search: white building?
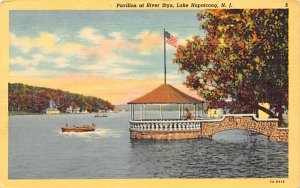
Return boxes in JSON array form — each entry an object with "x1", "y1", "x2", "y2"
[
  {"x1": 66, "y1": 106, "x2": 80, "y2": 113},
  {"x1": 46, "y1": 100, "x2": 60, "y2": 114}
]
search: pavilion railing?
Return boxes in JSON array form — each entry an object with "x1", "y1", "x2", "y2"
[{"x1": 129, "y1": 119, "x2": 202, "y2": 131}]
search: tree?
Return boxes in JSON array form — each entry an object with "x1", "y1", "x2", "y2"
[
  {"x1": 173, "y1": 9, "x2": 288, "y2": 124},
  {"x1": 71, "y1": 101, "x2": 78, "y2": 112},
  {"x1": 8, "y1": 83, "x2": 114, "y2": 114},
  {"x1": 84, "y1": 102, "x2": 93, "y2": 112}
]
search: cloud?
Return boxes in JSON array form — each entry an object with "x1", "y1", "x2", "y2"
[
  {"x1": 11, "y1": 52, "x2": 71, "y2": 67},
  {"x1": 10, "y1": 56, "x2": 41, "y2": 67},
  {"x1": 11, "y1": 28, "x2": 164, "y2": 60},
  {"x1": 109, "y1": 32, "x2": 123, "y2": 40},
  {"x1": 135, "y1": 30, "x2": 162, "y2": 55},
  {"x1": 78, "y1": 27, "x2": 103, "y2": 44},
  {"x1": 78, "y1": 28, "x2": 162, "y2": 55},
  {"x1": 10, "y1": 32, "x2": 59, "y2": 53},
  {"x1": 10, "y1": 32, "x2": 82, "y2": 55},
  {"x1": 10, "y1": 28, "x2": 166, "y2": 78},
  {"x1": 10, "y1": 53, "x2": 60, "y2": 67},
  {"x1": 10, "y1": 33, "x2": 35, "y2": 53}
]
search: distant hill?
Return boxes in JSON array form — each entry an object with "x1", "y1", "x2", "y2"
[{"x1": 8, "y1": 83, "x2": 114, "y2": 114}]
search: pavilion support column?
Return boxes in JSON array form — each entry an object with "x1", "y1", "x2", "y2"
[
  {"x1": 160, "y1": 104, "x2": 163, "y2": 120},
  {"x1": 140, "y1": 105, "x2": 143, "y2": 121},
  {"x1": 130, "y1": 104, "x2": 132, "y2": 120},
  {"x1": 144, "y1": 104, "x2": 146, "y2": 120},
  {"x1": 132, "y1": 105, "x2": 135, "y2": 120},
  {"x1": 178, "y1": 104, "x2": 181, "y2": 119},
  {"x1": 194, "y1": 103, "x2": 196, "y2": 119},
  {"x1": 199, "y1": 104, "x2": 201, "y2": 117},
  {"x1": 133, "y1": 104, "x2": 135, "y2": 120},
  {"x1": 142, "y1": 105, "x2": 144, "y2": 120},
  {"x1": 180, "y1": 104, "x2": 182, "y2": 118}
]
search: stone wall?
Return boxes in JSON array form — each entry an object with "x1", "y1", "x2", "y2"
[
  {"x1": 200, "y1": 115, "x2": 288, "y2": 142},
  {"x1": 130, "y1": 130, "x2": 201, "y2": 140},
  {"x1": 201, "y1": 116, "x2": 276, "y2": 137},
  {"x1": 129, "y1": 114, "x2": 288, "y2": 142},
  {"x1": 269, "y1": 128, "x2": 288, "y2": 142}
]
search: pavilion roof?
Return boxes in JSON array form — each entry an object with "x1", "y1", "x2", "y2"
[{"x1": 128, "y1": 84, "x2": 204, "y2": 104}]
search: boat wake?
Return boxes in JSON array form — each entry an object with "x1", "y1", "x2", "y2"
[{"x1": 59, "y1": 128, "x2": 120, "y2": 139}]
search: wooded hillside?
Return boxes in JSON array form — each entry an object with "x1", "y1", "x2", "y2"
[{"x1": 8, "y1": 83, "x2": 114, "y2": 113}]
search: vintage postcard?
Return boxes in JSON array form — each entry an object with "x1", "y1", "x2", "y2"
[{"x1": 0, "y1": 0, "x2": 299, "y2": 188}]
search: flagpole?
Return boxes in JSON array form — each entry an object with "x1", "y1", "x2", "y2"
[{"x1": 164, "y1": 29, "x2": 166, "y2": 84}]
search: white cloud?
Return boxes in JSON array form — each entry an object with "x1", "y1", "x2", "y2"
[
  {"x1": 10, "y1": 28, "x2": 166, "y2": 78},
  {"x1": 109, "y1": 32, "x2": 123, "y2": 40},
  {"x1": 10, "y1": 33, "x2": 34, "y2": 53},
  {"x1": 135, "y1": 30, "x2": 162, "y2": 55},
  {"x1": 78, "y1": 28, "x2": 163, "y2": 55},
  {"x1": 78, "y1": 27, "x2": 103, "y2": 44},
  {"x1": 10, "y1": 56, "x2": 34, "y2": 66},
  {"x1": 10, "y1": 32, "x2": 82, "y2": 55},
  {"x1": 10, "y1": 54, "x2": 45, "y2": 67},
  {"x1": 75, "y1": 55, "x2": 136, "y2": 75},
  {"x1": 10, "y1": 53, "x2": 71, "y2": 70}
]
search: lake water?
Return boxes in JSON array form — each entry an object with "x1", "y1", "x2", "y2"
[{"x1": 9, "y1": 112, "x2": 288, "y2": 179}]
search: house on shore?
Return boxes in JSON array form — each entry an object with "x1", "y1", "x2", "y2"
[
  {"x1": 46, "y1": 100, "x2": 60, "y2": 114},
  {"x1": 66, "y1": 106, "x2": 80, "y2": 113}
]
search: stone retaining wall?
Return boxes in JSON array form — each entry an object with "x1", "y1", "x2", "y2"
[
  {"x1": 201, "y1": 116, "x2": 277, "y2": 138},
  {"x1": 269, "y1": 128, "x2": 289, "y2": 142},
  {"x1": 129, "y1": 114, "x2": 288, "y2": 142},
  {"x1": 201, "y1": 115, "x2": 288, "y2": 142},
  {"x1": 130, "y1": 129, "x2": 201, "y2": 140}
]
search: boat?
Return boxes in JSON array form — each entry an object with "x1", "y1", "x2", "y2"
[
  {"x1": 95, "y1": 113, "x2": 108, "y2": 117},
  {"x1": 61, "y1": 123, "x2": 96, "y2": 132}
]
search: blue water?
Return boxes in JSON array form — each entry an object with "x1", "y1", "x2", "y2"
[{"x1": 8, "y1": 112, "x2": 288, "y2": 179}]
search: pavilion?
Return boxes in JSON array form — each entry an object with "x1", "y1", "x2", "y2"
[
  {"x1": 127, "y1": 84, "x2": 206, "y2": 140},
  {"x1": 127, "y1": 29, "x2": 207, "y2": 140}
]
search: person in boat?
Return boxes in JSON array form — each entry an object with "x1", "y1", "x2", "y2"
[
  {"x1": 185, "y1": 108, "x2": 194, "y2": 120},
  {"x1": 65, "y1": 124, "x2": 68, "y2": 127},
  {"x1": 92, "y1": 123, "x2": 96, "y2": 128}
]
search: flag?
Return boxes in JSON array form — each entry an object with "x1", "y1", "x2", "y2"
[{"x1": 165, "y1": 31, "x2": 178, "y2": 48}]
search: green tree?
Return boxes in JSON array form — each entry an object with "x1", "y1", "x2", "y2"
[{"x1": 174, "y1": 9, "x2": 288, "y2": 124}]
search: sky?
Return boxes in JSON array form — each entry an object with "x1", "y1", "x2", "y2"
[{"x1": 9, "y1": 11, "x2": 206, "y2": 105}]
